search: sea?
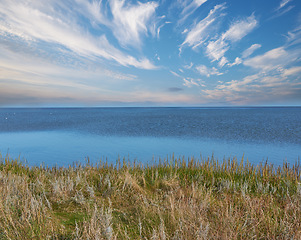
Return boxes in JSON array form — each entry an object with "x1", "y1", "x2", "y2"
[{"x1": 0, "y1": 107, "x2": 300, "y2": 167}]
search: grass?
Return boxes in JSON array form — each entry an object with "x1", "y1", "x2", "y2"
[{"x1": 0, "y1": 153, "x2": 300, "y2": 239}]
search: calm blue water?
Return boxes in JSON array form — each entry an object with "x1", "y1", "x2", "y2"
[{"x1": 0, "y1": 107, "x2": 300, "y2": 167}]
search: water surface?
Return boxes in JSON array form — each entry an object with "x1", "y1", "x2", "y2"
[{"x1": 0, "y1": 107, "x2": 300, "y2": 166}]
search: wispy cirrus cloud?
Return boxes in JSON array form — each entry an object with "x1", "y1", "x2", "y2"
[
  {"x1": 75, "y1": 0, "x2": 110, "y2": 26},
  {"x1": 178, "y1": 0, "x2": 207, "y2": 24},
  {"x1": 227, "y1": 57, "x2": 242, "y2": 67},
  {"x1": 181, "y1": 5, "x2": 257, "y2": 68},
  {"x1": 222, "y1": 15, "x2": 258, "y2": 42},
  {"x1": 206, "y1": 39, "x2": 229, "y2": 66},
  {"x1": 180, "y1": 3, "x2": 226, "y2": 51},
  {"x1": 242, "y1": 44, "x2": 262, "y2": 58},
  {"x1": 269, "y1": 0, "x2": 294, "y2": 20},
  {"x1": 0, "y1": 43, "x2": 137, "y2": 91},
  {"x1": 169, "y1": 68, "x2": 204, "y2": 88},
  {"x1": 286, "y1": 26, "x2": 301, "y2": 47},
  {"x1": 206, "y1": 14, "x2": 258, "y2": 65},
  {"x1": 271, "y1": 6, "x2": 294, "y2": 20},
  {"x1": 276, "y1": 0, "x2": 293, "y2": 11},
  {"x1": 64, "y1": 0, "x2": 161, "y2": 48},
  {"x1": 109, "y1": 0, "x2": 159, "y2": 48},
  {"x1": 195, "y1": 65, "x2": 223, "y2": 77},
  {"x1": 243, "y1": 47, "x2": 300, "y2": 71},
  {"x1": 183, "y1": 77, "x2": 203, "y2": 87},
  {"x1": 170, "y1": 70, "x2": 181, "y2": 78},
  {"x1": 181, "y1": 0, "x2": 207, "y2": 16},
  {"x1": 283, "y1": 66, "x2": 301, "y2": 76},
  {"x1": 0, "y1": 0, "x2": 157, "y2": 69}
]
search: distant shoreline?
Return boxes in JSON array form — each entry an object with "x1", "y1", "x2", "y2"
[{"x1": 1, "y1": 105, "x2": 301, "y2": 109}]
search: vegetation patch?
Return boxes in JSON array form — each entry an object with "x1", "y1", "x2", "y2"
[{"x1": 0, "y1": 153, "x2": 300, "y2": 239}]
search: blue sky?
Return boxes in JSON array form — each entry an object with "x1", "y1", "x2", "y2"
[{"x1": 0, "y1": 0, "x2": 300, "y2": 107}]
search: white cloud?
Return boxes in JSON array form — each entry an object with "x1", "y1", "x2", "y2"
[
  {"x1": 223, "y1": 15, "x2": 258, "y2": 42},
  {"x1": 179, "y1": 0, "x2": 207, "y2": 24},
  {"x1": 183, "y1": 77, "x2": 201, "y2": 87},
  {"x1": 227, "y1": 57, "x2": 242, "y2": 67},
  {"x1": 196, "y1": 65, "x2": 222, "y2": 77},
  {"x1": 76, "y1": 0, "x2": 161, "y2": 48},
  {"x1": 77, "y1": 0, "x2": 163, "y2": 46},
  {"x1": 184, "y1": 62, "x2": 194, "y2": 69},
  {"x1": 155, "y1": 53, "x2": 160, "y2": 61},
  {"x1": 242, "y1": 44, "x2": 262, "y2": 58},
  {"x1": 181, "y1": 8, "x2": 257, "y2": 68},
  {"x1": 277, "y1": 0, "x2": 292, "y2": 11},
  {"x1": 270, "y1": 0, "x2": 294, "y2": 20},
  {"x1": 201, "y1": 32, "x2": 301, "y2": 105},
  {"x1": 155, "y1": 19, "x2": 171, "y2": 39},
  {"x1": 170, "y1": 70, "x2": 204, "y2": 88},
  {"x1": 182, "y1": 29, "x2": 188, "y2": 34},
  {"x1": 271, "y1": 6, "x2": 294, "y2": 20},
  {"x1": 170, "y1": 70, "x2": 181, "y2": 78},
  {"x1": 0, "y1": 45, "x2": 137, "y2": 85},
  {"x1": 206, "y1": 38, "x2": 229, "y2": 62},
  {"x1": 286, "y1": 26, "x2": 301, "y2": 46},
  {"x1": 0, "y1": 0, "x2": 157, "y2": 69},
  {"x1": 201, "y1": 70, "x2": 301, "y2": 105},
  {"x1": 243, "y1": 47, "x2": 300, "y2": 71},
  {"x1": 218, "y1": 57, "x2": 229, "y2": 67},
  {"x1": 181, "y1": 0, "x2": 207, "y2": 16},
  {"x1": 206, "y1": 14, "x2": 258, "y2": 62},
  {"x1": 109, "y1": 0, "x2": 159, "y2": 48},
  {"x1": 202, "y1": 44, "x2": 301, "y2": 104},
  {"x1": 75, "y1": 0, "x2": 110, "y2": 26},
  {"x1": 181, "y1": 4, "x2": 226, "y2": 50},
  {"x1": 283, "y1": 66, "x2": 301, "y2": 76}
]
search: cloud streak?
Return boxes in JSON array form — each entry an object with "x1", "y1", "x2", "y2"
[
  {"x1": 196, "y1": 65, "x2": 222, "y2": 77},
  {"x1": 181, "y1": 5, "x2": 257, "y2": 69},
  {"x1": 242, "y1": 44, "x2": 262, "y2": 58},
  {"x1": 181, "y1": 3, "x2": 226, "y2": 51},
  {"x1": 283, "y1": 66, "x2": 301, "y2": 76},
  {"x1": 178, "y1": 0, "x2": 207, "y2": 24},
  {"x1": 0, "y1": 0, "x2": 157, "y2": 69},
  {"x1": 243, "y1": 47, "x2": 300, "y2": 71},
  {"x1": 206, "y1": 14, "x2": 258, "y2": 64},
  {"x1": 109, "y1": 0, "x2": 159, "y2": 48},
  {"x1": 269, "y1": 0, "x2": 294, "y2": 20},
  {"x1": 76, "y1": 0, "x2": 161, "y2": 48},
  {"x1": 277, "y1": 0, "x2": 293, "y2": 11},
  {"x1": 183, "y1": 78, "x2": 202, "y2": 87}
]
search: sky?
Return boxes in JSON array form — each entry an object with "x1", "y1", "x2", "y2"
[{"x1": 0, "y1": 0, "x2": 301, "y2": 107}]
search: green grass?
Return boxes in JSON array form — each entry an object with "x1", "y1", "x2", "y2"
[{"x1": 0, "y1": 153, "x2": 300, "y2": 239}]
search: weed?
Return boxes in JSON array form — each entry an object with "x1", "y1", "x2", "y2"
[{"x1": 0, "y1": 154, "x2": 300, "y2": 239}]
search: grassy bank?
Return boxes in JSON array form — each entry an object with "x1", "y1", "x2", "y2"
[{"x1": 0, "y1": 154, "x2": 300, "y2": 239}]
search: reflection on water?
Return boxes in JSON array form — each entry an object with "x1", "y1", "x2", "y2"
[{"x1": 0, "y1": 130, "x2": 299, "y2": 167}]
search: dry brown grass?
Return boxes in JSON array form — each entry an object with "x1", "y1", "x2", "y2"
[{"x1": 0, "y1": 154, "x2": 300, "y2": 239}]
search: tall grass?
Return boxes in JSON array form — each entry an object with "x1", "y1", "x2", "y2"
[{"x1": 0, "y1": 153, "x2": 300, "y2": 239}]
